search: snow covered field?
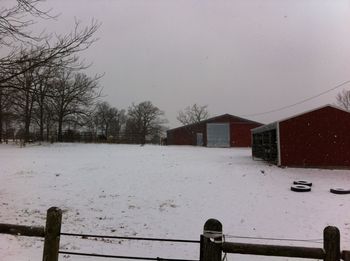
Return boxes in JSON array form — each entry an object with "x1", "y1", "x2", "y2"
[{"x1": 0, "y1": 143, "x2": 350, "y2": 261}]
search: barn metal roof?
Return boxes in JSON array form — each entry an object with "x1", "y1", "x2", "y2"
[
  {"x1": 167, "y1": 113, "x2": 262, "y2": 132},
  {"x1": 251, "y1": 104, "x2": 350, "y2": 134}
]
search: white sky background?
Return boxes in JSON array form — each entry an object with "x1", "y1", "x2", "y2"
[{"x1": 17, "y1": 0, "x2": 350, "y2": 127}]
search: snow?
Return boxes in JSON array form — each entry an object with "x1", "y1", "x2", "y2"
[{"x1": 0, "y1": 143, "x2": 350, "y2": 261}]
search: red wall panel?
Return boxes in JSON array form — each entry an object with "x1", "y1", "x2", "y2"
[
  {"x1": 279, "y1": 106, "x2": 350, "y2": 168},
  {"x1": 167, "y1": 114, "x2": 262, "y2": 147},
  {"x1": 231, "y1": 123, "x2": 261, "y2": 147},
  {"x1": 167, "y1": 123, "x2": 206, "y2": 146}
]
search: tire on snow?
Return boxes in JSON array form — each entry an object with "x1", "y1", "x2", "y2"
[
  {"x1": 293, "y1": 180, "x2": 312, "y2": 186},
  {"x1": 330, "y1": 188, "x2": 350, "y2": 194},
  {"x1": 291, "y1": 185, "x2": 311, "y2": 192}
]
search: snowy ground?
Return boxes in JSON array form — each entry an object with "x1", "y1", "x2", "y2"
[{"x1": 0, "y1": 143, "x2": 350, "y2": 261}]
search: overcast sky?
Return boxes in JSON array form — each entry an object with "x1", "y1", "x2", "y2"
[{"x1": 34, "y1": 0, "x2": 350, "y2": 127}]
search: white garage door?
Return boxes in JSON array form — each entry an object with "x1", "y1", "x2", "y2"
[{"x1": 206, "y1": 123, "x2": 230, "y2": 147}]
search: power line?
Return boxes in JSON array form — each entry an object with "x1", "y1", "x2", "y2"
[{"x1": 240, "y1": 79, "x2": 350, "y2": 117}]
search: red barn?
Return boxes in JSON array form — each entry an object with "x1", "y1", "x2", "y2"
[
  {"x1": 251, "y1": 105, "x2": 350, "y2": 168},
  {"x1": 167, "y1": 114, "x2": 262, "y2": 147}
]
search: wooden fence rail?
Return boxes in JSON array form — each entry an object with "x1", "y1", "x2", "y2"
[
  {"x1": 0, "y1": 223, "x2": 45, "y2": 237},
  {"x1": 201, "y1": 219, "x2": 343, "y2": 261},
  {"x1": 0, "y1": 208, "x2": 349, "y2": 261},
  {"x1": 221, "y1": 242, "x2": 325, "y2": 259}
]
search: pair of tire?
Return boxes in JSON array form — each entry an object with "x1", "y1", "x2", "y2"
[
  {"x1": 290, "y1": 182, "x2": 350, "y2": 194},
  {"x1": 291, "y1": 180, "x2": 312, "y2": 192}
]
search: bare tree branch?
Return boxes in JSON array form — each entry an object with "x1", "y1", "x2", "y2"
[
  {"x1": 177, "y1": 104, "x2": 209, "y2": 125},
  {"x1": 0, "y1": 20, "x2": 100, "y2": 85},
  {"x1": 0, "y1": 0, "x2": 54, "y2": 46},
  {"x1": 336, "y1": 89, "x2": 350, "y2": 111}
]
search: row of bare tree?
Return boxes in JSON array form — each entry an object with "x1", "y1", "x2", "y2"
[
  {"x1": 0, "y1": 1, "x2": 170, "y2": 145},
  {"x1": 0, "y1": 0, "x2": 102, "y2": 143},
  {"x1": 0, "y1": 51, "x2": 168, "y2": 144},
  {"x1": 85, "y1": 101, "x2": 167, "y2": 144},
  {"x1": 1, "y1": 65, "x2": 168, "y2": 144},
  {"x1": 1, "y1": 58, "x2": 101, "y2": 143}
]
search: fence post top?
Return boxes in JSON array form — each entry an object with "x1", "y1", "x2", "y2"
[
  {"x1": 47, "y1": 207, "x2": 62, "y2": 213},
  {"x1": 204, "y1": 219, "x2": 222, "y2": 232},
  {"x1": 203, "y1": 219, "x2": 222, "y2": 240},
  {"x1": 324, "y1": 226, "x2": 340, "y2": 235}
]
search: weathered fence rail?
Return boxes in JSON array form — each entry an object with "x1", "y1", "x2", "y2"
[
  {"x1": 221, "y1": 242, "x2": 325, "y2": 259},
  {"x1": 0, "y1": 223, "x2": 45, "y2": 237},
  {"x1": 0, "y1": 207, "x2": 349, "y2": 261},
  {"x1": 201, "y1": 219, "x2": 344, "y2": 261}
]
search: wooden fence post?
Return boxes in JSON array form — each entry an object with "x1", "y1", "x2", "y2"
[
  {"x1": 200, "y1": 219, "x2": 222, "y2": 261},
  {"x1": 324, "y1": 226, "x2": 340, "y2": 261},
  {"x1": 42, "y1": 207, "x2": 62, "y2": 261}
]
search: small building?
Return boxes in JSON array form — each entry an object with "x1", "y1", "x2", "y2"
[
  {"x1": 167, "y1": 114, "x2": 262, "y2": 147},
  {"x1": 251, "y1": 105, "x2": 350, "y2": 168}
]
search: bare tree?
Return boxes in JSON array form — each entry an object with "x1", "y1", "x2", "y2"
[
  {"x1": 177, "y1": 104, "x2": 209, "y2": 125},
  {"x1": 32, "y1": 63, "x2": 55, "y2": 141},
  {"x1": 336, "y1": 89, "x2": 350, "y2": 111},
  {"x1": 109, "y1": 109, "x2": 126, "y2": 141},
  {"x1": 93, "y1": 102, "x2": 125, "y2": 139},
  {"x1": 126, "y1": 101, "x2": 167, "y2": 144},
  {"x1": 0, "y1": 79, "x2": 17, "y2": 142},
  {"x1": 49, "y1": 70, "x2": 101, "y2": 141},
  {"x1": 9, "y1": 50, "x2": 38, "y2": 143},
  {"x1": 94, "y1": 102, "x2": 112, "y2": 138}
]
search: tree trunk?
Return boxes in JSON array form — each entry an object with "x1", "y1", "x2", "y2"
[
  {"x1": 24, "y1": 90, "x2": 30, "y2": 143},
  {"x1": 39, "y1": 94, "x2": 44, "y2": 141},
  {"x1": 0, "y1": 88, "x2": 2, "y2": 143},
  {"x1": 46, "y1": 117, "x2": 50, "y2": 142},
  {"x1": 115, "y1": 128, "x2": 120, "y2": 142},
  {"x1": 39, "y1": 115, "x2": 44, "y2": 141},
  {"x1": 23, "y1": 74, "x2": 35, "y2": 143},
  {"x1": 141, "y1": 129, "x2": 146, "y2": 145},
  {"x1": 105, "y1": 123, "x2": 108, "y2": 138},
  {"x1": 58, "y1": 115, "x2": 63, "y2": 142}
]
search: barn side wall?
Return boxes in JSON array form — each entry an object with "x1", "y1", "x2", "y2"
[
  {"x1": 231, "y1": 122, "x2": 262, "y2": 147},
  {"x1": 167, "y1": 115, "x2": 262, "y2": 147},
  {"x1": 167, "y1": 123, "x2": 206, "y2": 146},
  {"x1": 279, "y1": 106, "x2": 350, "y2": 168}
]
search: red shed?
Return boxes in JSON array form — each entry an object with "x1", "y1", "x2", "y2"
[
  {"x1": 251, "y1": 105, "x2": 350, "y2": 168},
  {"x1": 167, "y1": 114, "x2": 262, "y2": 147}
]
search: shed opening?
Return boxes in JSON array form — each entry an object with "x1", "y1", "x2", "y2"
[{"x1": 252, "y1": 128, "x2": 278, "y2": 164}]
